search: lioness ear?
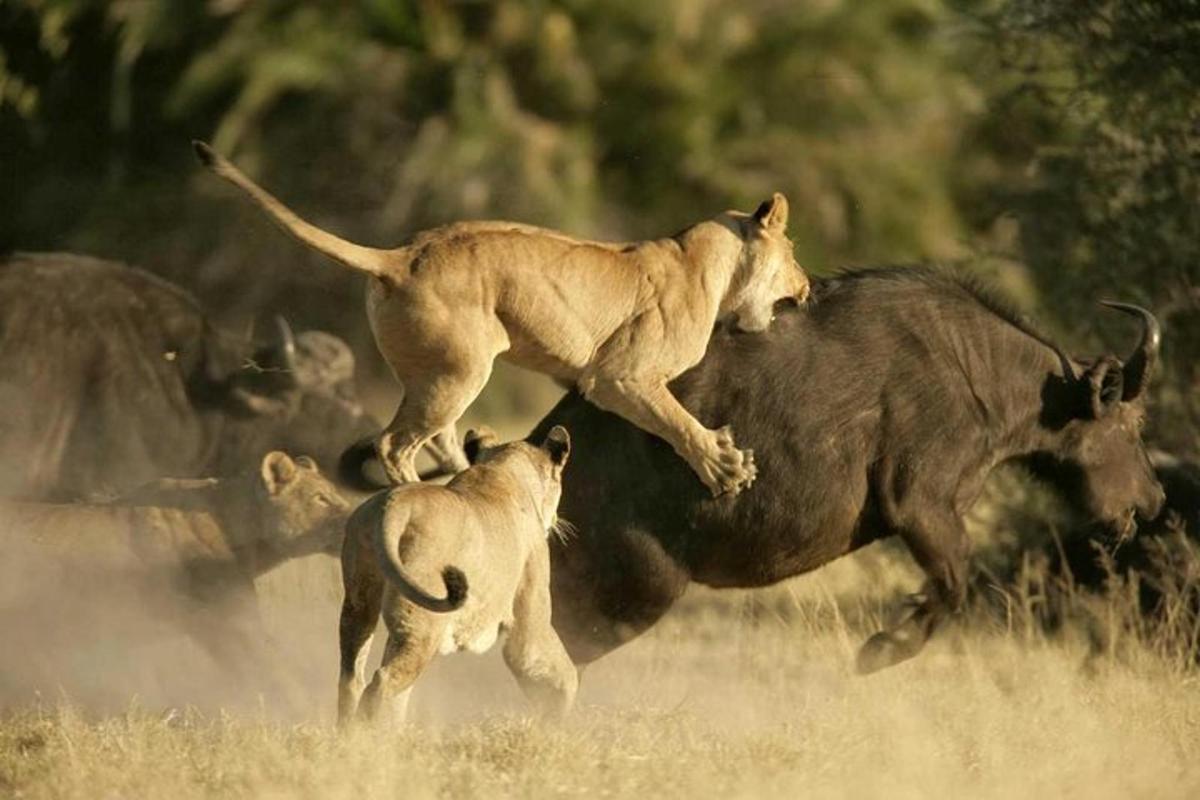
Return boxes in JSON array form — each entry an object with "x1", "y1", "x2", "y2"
[
  {"x1": 463, "y1": 426, "x2": 499, "y2": 465},
  {"x1": 542, "y1": 425, "x2": 571, "y2": 467},
  {"x1": 752, "y1": 192, "x2": 789, "y2": 232},
  {"x1": 294, "y1": 455, "x2": 319, "y2": 471},
  {"x1": 261, "y1": 451, "x2": 298, "y2": 495}
]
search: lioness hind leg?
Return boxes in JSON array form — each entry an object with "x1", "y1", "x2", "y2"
[
  {"x1": 339, "y1": 518, "x2": 385, "y2": 727},
  {"x1": 338, "y1": 599, "x2": 380, "y2": 727},
  {"x1": 377, "y1": 352, "x2": 496, "y2": 485},
  {"x1": 582, "y1": 377, "x2": 756, "y2": 497},
  {"x1": 424, "y1": 424, "x2": 470, "y2": 475},
  {"x1": 358, "y1": 609, "x2": 441, "y2": 727}
]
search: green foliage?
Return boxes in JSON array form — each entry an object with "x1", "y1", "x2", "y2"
[
  {"x1": 1, "y1": 0, "x2": 1195, "y2": 442},
  {"x1": 989, "y1": 0, "x2": 1200, "y2": 451},
  {"x1": 2, "y1": 0, "x2": 992, "y2": 260}
]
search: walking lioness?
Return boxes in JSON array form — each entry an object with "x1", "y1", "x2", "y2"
[
  {"x1": 195, "y1": 141, "x2": 809, "y2": 496},
  {"x1": 338, "y1": 427, "x2": 575, "y2": 725}
]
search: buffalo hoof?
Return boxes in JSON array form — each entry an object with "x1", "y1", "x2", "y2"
[{"x1": 855, "y1": 630, "x2": 922, "y2": 675}]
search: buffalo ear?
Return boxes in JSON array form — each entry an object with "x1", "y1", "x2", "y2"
[
  {"x1": 752, "y1": 192, "x2": 789, "y2": 232},
  {"x1": 463, "y1": 426, "x2": 499, "y2": 465},
  {"x1": 202, "y1": 328, "x2": 247, "y2": 386},
  {"x1": 542, "y1": 425, "x2": 571, "y2": 467},
  {"x1": 1083, "y1": 358, "x2": 1124, "y2": 419},
  {"x1": 261, "y1": 451, "x2": 298, "y2": 495}
]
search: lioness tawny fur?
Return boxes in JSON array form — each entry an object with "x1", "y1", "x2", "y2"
[
  {"x1": 195, "y1": 141, "x2": 809, "y2": 496},
  {"x1": 338, "y1": 427, "x2": 575, "y2": 725}
]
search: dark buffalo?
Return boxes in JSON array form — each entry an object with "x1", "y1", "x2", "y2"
[
  {"x1": 529, "y1": 268, "x2": 1165, "y2": 673},
  {"x1": 0, "y1": 252, "x2": 377, "y2": 500}
]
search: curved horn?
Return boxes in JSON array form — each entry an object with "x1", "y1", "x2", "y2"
[
  {"x1": 273, "y1": 315, "x2": 299, "y2": 378},
  {"x1": 1100, "y1": 301, "x2": 1161, "y2": 400}
]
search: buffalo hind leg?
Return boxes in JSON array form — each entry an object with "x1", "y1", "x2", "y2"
[
  {"x1": 857, "y1": 512, "x2": 970, "y2": 674},
  {"x1": 550, "y1": 527, "x2": 691, "y2": 666}
]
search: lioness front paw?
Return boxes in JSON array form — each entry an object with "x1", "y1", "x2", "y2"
[{"x1": 697, "y1": 426, "x2": 757, "y2": 497}]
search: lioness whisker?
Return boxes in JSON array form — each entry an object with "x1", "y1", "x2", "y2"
[{"x1": 551, "y1": 516, "x2": 578, "y2": 545}]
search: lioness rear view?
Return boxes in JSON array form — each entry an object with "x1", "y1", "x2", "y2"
[
  {"x1": 338, "y1": 426, "x2": 574, "y2": 726},
  {"x1": 195, "y1": 142, "x2": 809, "y2": 496}
]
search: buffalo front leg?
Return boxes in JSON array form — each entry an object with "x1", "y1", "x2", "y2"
[
  {"x1": 856, "y1": 512, "x2": 970, "y2": 674},
  {"x1": 581, "y1": 377, "x2": 756, "y2": 496}
]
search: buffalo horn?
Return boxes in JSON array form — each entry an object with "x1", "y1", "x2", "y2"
[
  {"x1": 1100, "y1": 301, "x2": 1160, "y2": 400},
  {"x1": 274, "y1": 315, "x2": 299, "y2": 381}
]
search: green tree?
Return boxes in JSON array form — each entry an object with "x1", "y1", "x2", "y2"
[{"x1": 987, "y1": 0, "x2": 1200, "y2": 453}]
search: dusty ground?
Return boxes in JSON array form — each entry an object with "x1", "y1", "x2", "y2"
[{"x1": 2, "y1": 540, "x2": 1198, "y2": 799}]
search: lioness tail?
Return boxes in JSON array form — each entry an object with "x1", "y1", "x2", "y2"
[
  {"x1": 373, "y1": 506, "x2": 468, "y2": 613},
  {"x1": 192, "y1": 140, "x2": 389, "y2": 277}
]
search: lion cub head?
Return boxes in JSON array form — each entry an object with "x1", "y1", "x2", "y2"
[
  {"x1": 255, "y1": 451, "x2": 351, "y2": 557},
  {"x1": 463, "y1": 425, "x2": 571, "y2": 535},
  {"x1": 718, "y1": 192, "x2": 810, "y2": 332}
]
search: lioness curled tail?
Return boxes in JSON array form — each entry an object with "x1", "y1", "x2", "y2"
[
  {"x1": 195, "y1": 141, "x2": 809, "y2": 496},
  {"x1": 338, "y1": 426, "x2": 575, "y2": 726},
  {"x1": 0, "y1": 451, "x2": 349, "y2": 673}
]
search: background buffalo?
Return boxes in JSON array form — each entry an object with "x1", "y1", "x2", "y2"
[{"x1": 0, "y1": 252, "x2": 377, "y2": 500}]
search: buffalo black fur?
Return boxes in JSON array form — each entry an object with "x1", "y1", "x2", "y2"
[{"x1": 531, "y1": 267, "x2": 1164, "y2": 669}]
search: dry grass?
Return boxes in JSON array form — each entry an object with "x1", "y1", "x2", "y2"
[{"x1": 3, "y1": 542, "x2": 1200, "y2": 799}]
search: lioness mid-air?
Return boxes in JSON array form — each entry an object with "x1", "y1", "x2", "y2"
[
  {"x1": 195, "y1": 142, "x2": 809, "y2": 496},
  {"x1": 338, "y1": 426, "x2": 574, "y2": 726}
]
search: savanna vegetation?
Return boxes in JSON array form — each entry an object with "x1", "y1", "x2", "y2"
[
  {"x1": 4, "y1": 0, "x2": 1196, "y2": 439},
  {"x1": 2, "y1": 1, "x2": 1199, "y2": 797}
]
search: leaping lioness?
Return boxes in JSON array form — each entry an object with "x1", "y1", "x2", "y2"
[{"x1": 194, "y1": 141, "x2": 809, "y2": 496}]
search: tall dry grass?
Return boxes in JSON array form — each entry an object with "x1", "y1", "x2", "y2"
[{"x1": 2, "y1": 531, "x2": 1199, "y2": 799}]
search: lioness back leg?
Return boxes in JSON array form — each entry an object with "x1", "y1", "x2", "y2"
[
  {"x1": 357, "y1": 601, "x2": 442, "y2": 726},
  {"x1": 376, "y1": 328, "x2": 500, "y2": 484},
  {"x1": 338, "y1": 518, "x2": 384, "y2": 726},
  {"x1": 424, "y1": 424, "x2": 470, "y2": 474},
  {"x1": 581, "y1": 377, "x2": 756, "y2": 497}
]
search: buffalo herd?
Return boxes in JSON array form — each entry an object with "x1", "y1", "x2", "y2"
[{"x1": 0, "y1": 249, "x2": 1188, "y2": 706}]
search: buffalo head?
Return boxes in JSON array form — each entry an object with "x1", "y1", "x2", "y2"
[
  {"x1": 210, "y1": 317, "x2": 377, "y2": 485},
  {"x1": 1032, "y1": 303, "x2": 1166, "y2": 538}
]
